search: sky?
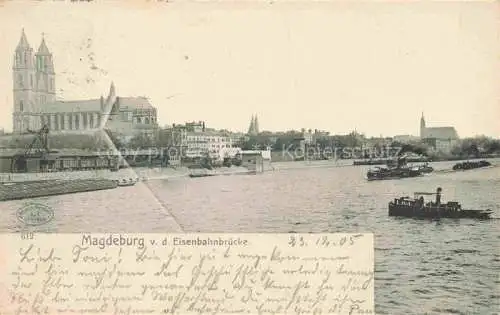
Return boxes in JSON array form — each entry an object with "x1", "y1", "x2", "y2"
[{"x1": 0, "y1": 0, "x2": 499, "y2": 138}]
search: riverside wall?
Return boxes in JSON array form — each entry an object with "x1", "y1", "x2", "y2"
[{"x1": 0, "y1": 157, "x2": 423, "y2": 183}]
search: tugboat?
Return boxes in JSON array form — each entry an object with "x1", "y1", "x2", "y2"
[
  {"x1": 388, "y1": 187, "x2": 492, "y2": 219},
  {"x1": 366, "y1": 155, "x2": 422, "y2": 181}
]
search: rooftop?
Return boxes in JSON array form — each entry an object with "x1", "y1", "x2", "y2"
[{"x1": 41, "y1": 96, "x2": 155, "y2": 113}]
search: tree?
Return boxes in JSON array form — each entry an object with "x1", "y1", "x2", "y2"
[
  {"x1": 486, "y1": 139, "x2": 500, "y2": 154},
  {"x1": 128, "y1": 133, "x2": 153, "y2": 149},
  {"x1": 242, "y1": 136, "x2": 258, "y2": 150},
  {"x1": 157, "y1": 128, "x2": 174, "y2": 147},
  {"x1": 105, "y1": 129, "x2": 124, "y2": 150},
  {"x1": 273, "y1": 137, "x2": 284, "y2": 151}
]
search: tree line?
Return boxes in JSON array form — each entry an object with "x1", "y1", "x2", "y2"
[{"x1": 1, "y1": 128, "x2": 499, "y2": 161}]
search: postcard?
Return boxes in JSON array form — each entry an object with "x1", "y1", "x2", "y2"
[{"x1": 0, "y1": 0, "x2": 498, "y2": 314}]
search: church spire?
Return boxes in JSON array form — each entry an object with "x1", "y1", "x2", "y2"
[
  {"x1": 16, "y1": 28, "x2": 30, "y2": 51},
  {"x1": 253, "y1": 114, "x2": 259, "y2": 134},
  {"x1": 247, "y1": 114, "x2": 260, "y2": 135},
  {"x1": 37, "y1": 33, "x2": 50, "y2": 55},
  {"x1": 35, "y1": 33, "x2": 54, "y2": 73},
  {"x1": 420, "y1": 111, "x2": 426, "y2": 138},
  {"x1": 14, "y1": 28, "x2": 34, "y2": 69},
  {"x1": 109, "y1": 81, "x2": 116, "y2": 97},
  {"x1": 248, "y1": 115, "x2": 255, "y2": 135}
]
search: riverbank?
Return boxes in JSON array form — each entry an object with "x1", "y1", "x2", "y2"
[
  {"x1": 1, "y1": 157, "x2": 498, "y2": 183},
  {"x1": 0, "y1": 165, "x2": 254, "y2": 183}
]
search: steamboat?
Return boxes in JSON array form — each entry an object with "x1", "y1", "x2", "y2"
[
  {"x1": 388, "y1": 187, "x2": 492, "y2": 219},
  {"x1": 366, "y1": 155, "x2": 423, "y2": 181}
]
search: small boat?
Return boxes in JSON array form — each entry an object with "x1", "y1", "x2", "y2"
[
  {"x1": 388, "y1": 187, "x2": 492, "y2": 219},
  {"x1": 189, "y1": 173, "x2": 217, "y2": 178},
  {"x1": 115, "y1": 178, "x2": 137, "y2": 187},
  {"x1": 188, "y1": 167, "x2": 217, "y2": 178},
  {"x1": 452, "y1": 160, "x2": 492, "y2": 171},
  {"x1": 417, "y1": 163, "x2": 434, "y2": 174}
]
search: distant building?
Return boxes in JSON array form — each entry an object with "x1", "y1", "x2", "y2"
[
  {"x1": 247, "y1": 114, "x2": 260, "y2": 136},
  {"x1": 302, "y1": 131, "x2": 314, "y2": 144},
  {"x1": 241, "y1": 149, "x2": 271, "y2": 172},
  {"x1": 420, "y1": 112, "x2": 459, "y2": 153},
  {"x1": 229, "y1": 132, "x2": 245, "y2": 146},
  {"x1": 183, "y1": 130, "x2": 236, "y2": 160},
  {"x1": 393, "y1": 135, "x2": 420, "y2": 143},
  {"x1": 312, "y1": 129, "x2": 330, "y2": 142},
  {"x1": 184, "y1": 121, "x2": 205, "y2": 133},
  {"x1": 11, "y1": 29, "x2": 158, "y2": 138}
]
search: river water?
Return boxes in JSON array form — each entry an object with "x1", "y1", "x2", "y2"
[{"x1": 0, "y1": 159, "x2": 499, "y2": 314}]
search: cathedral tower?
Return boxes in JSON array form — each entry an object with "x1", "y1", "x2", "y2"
[
  {"x1": 247, "y1": 114, "x2": 259, "y2": 136},
  {"x1": 35, "y1": 34, "x2": 56, "y2": 105},
  {"x1": 12, "y1": 30, "x2": 56, "y2": 133},
  {"x1": 12, "y1": 29, "x2": 37, "y2": 133}
]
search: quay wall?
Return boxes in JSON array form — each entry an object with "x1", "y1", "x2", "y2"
[
  {"x1": 0, "y1": 165, "x2": 253, "y2": 183},
  {"x1": 0, "y1": 179, "x2": 117, "y2": 202},
  {"x1": 5, "y1": 157, "x2": 496, "y2": 183},
  {"x1": 0, "y1": 159, "x2": 352, "y2": 183}
]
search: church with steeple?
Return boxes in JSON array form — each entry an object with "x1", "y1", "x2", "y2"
[
  {"x1": 419, "y1": 112, "x2": 459, "y2": 153},
  {"x1": 12, "y1": 29, "x2": 158, "y2": 138},
  {"x1": 420, "y1": 112, "x2": 458, "y2": 140},
  {"x1": 247, "y1": 114, "x2": 259, "y2": 136}
]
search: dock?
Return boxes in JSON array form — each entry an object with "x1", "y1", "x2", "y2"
[{"x1": 0, "y1": 179, "x2": 118, "y2": 201}]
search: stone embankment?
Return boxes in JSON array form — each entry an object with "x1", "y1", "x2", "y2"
[
  {"x1": 0, "y1": 159, "x2": 359, "y2": 184},
  {"x1": 0, "y1": 179, "x2": 117, "y2": 201}
]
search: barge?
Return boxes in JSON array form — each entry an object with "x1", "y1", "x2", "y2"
[
  {"x1": 354, "y1": 155, "x2": 429, "y2": 166},
  {"x1": 452, "y1": 160, "x2": 492, "y2": 171}
]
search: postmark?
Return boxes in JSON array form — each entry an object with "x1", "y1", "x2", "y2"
[{"x1": 16, "y1": 202, "x2": 55, "y2": 226}]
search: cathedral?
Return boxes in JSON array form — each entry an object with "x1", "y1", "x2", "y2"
[
  {"x1": 12, "y1": 29, "x2": 158, "y2": 138},
  {"x1": 247, "y1": 114, "x2": 259, "y2": 136}
]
